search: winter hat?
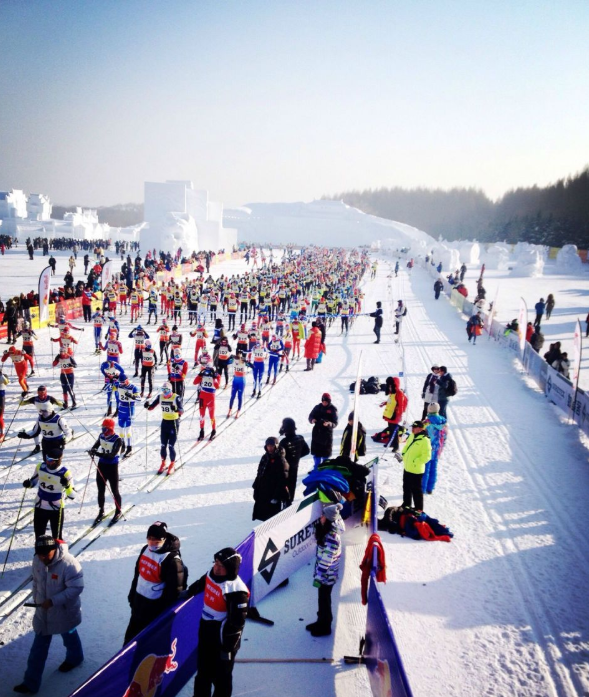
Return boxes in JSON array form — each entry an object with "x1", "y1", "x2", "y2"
[
  {"x1": 427, "y1": 403, "x2": 440, "y2": 414},
  {"x1": 322, "y1": 503, "x2": 343, "y2": 521},
  {"x1": 321, "y1": 393, "x2": 331, "y2": 403},
  {"x1": 214, "y1": 547, "x2": 242, "y2": 580},
  {"x1": 411, "y1": 420, "x2": 425, "y2": 429},
  {"x1": 147, "y1": 521, "x2": 168, "y2": 540},
  {"x1": 265, "y1": 436, "x2": 279, "y2": 448},
  {"x1": 35, "y1": 535, "x2": 58, "y2": 555},
  {"x1": 280, "y1": 417, "x2": 296, "y2": 435},
  {"x1": 348, "y1": 411, "x2": 354, "y2": 421}
]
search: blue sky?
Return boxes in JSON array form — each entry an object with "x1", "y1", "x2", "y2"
[{"x1": 0, "y1": 0, "x2": 588, "y2": 207}]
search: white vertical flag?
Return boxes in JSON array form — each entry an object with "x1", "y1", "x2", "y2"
[
  {"x1": 572, "y1": 319, "x2": 583, "y2": 385},
  {"x1": 38, "y1": 265, "x2": 52, "y2": 327},
  {"x1": 517, "y1": 297, "x2": 528, "y2": 355},
  {"x1": 101, "y1": 260, "x2": 112, "y2": 291},
  {"x1": 350, "y1": 351, "x2": 364, "y2": 461}
]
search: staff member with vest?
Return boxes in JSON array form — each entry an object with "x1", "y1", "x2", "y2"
[
  {"x1": 124, "y1": 521, "x2": 185, "y2": 644},
  {"x1": 397, "y1": 420, "x2": 432, "y2": 512},
  {"x1": 185, "y1": 547, "x2": 250, "y2": 697}
]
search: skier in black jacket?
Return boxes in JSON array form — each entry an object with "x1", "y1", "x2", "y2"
[
  {"x1": 186, "y1": 547, "x2": 250, "y2": 697},
  {"x1": 339, "y1": 411, "x2": 366, "y2": 462},
  {"x1": 124, "y1": 521, "x2": 185, "y2": 644},
  {"x1": 279, "y1": 417, "x2": 310, "y2": 502}
]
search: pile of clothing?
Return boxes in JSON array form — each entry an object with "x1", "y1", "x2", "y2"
[{"x1": 378, "y1": 506, "x2": 453, "y2": 542}]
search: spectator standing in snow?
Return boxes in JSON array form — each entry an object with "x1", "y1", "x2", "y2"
[
  {"x1": 552, "y1": 352, "x2": 570, "y2": 379},
  {"x1": 543, "y1": 341, "x2": 562, "y2": 365},
  {"x1": 306, "y1": 503, "x2": 345, "y2": 637},
  {"x1": 252, "y1": 437, "x2": 290, "y2": 521},
  {"x1": 124, "y1": 521, "x2": 185, "y2": 644},
  {"x1": 466, "y1": 311, "x2": 483, "y2": 344},
  {"x1": 398, "y1": 420, "x2": 432, "y2": 511},
  {"x1": 13, "y1": 536, "x2": 84, "y2": 695},
  {"x1": 421, "y1": 365, "x2": 440, "y2": 420},
  {"x1": 436, "y1": 366, "x2": 454, "y2": 419},
  {"x1": 423, "y1": 403, "x2": 448, "y2": 495},
  {"x1": 339, "y1": 411, "x2": 366, "y2": 462},
  {"x1": 545, "y1": 294, "x2": 555, "y2": 320},
  {"x1": 530, "y1": 328, "x2": 545, "y2": 353},
  {"x1": 459, "y1": 263, "x2": 467, "y2": 282},
  {"x1": 525, "y1": 322, "x2": 534, "y2": 343},
  {"x1": 309, "y1": 392, "x2": 338, "y2": 468},
  {"x1": 279, "y1": 417, "x2": 310, "y2": 502},
  {"x1": 369, "y1": 301, "x2": 383, "y2": 344},
  {"x1": 433, "y1": 278, "x2": 444, "y2": 300},
  {"x1": 394, "y1": 300, "x2": 406, "y2": 335},
  {"x1": 534, "y1": 298, "x2": 546, "y2": 328}
]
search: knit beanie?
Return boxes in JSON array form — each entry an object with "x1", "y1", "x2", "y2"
[
  {"x1": 427, "y1": 403, "x2": 440, "y2": 414},
  {"x1": 147, "y1": 521, "x2": 168, "y2": 540},
  {"x1": 323, "y1": 503, "x2": 343, "y2": 521},
  {"x1": 35, "y1": 535, "x2": 58, "y2": 555}
]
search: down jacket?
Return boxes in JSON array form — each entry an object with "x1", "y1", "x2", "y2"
[
  {"x1": 32, "y1": 542, "x2": 84, "y2": 636},
  {"x1": 314, "y1": 516, "x2": 345, "y2": 586},
  {"x1": 382, "y1": 377, "x2": 407, "y2": 424},
  {"x1": 309, "y1": 401, "x2": 339, "y2": 457},
  {"x1": 402, "y1": 432, "x2": 432, "y2": 475},
  {"x1": 304, "y1": 327, "x2": 323, "y2": 359}
]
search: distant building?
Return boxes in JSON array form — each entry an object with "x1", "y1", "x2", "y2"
[
  {"x1": 26, "y1": 193, "x2": 52, "y2": 221},
  {"x1": 0, "y1": 189, "x2": 28, "y2": 220},
  {"x1": 142, "y1": 180, "x2": 237, "y2": 253}
]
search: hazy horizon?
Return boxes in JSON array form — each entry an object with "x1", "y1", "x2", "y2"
[{"x1": 1, "y1": 1, "x2": 588, "y2": 208}]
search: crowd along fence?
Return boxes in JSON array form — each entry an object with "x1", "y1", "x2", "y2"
[{"x1": 419, "y1": 257, "x2": 589, "y2": 437}]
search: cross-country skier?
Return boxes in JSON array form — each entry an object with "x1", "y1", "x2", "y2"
[
  {"x1": 22, "y1": 451, "x2": 75, "y2": 538},
  {"x1": 157, "y1": 318, "x2": 171, "y2": 364},
  {"x1": 88, "y1": 418, "x2": 124, "y2": 525},
  {"x1": 189, "y1": 323, "x2": 209, "y2": 367},
  {"x1": 18, "y1": 403, "x2": 72, "y2": 459},
  {"x1": 16, "y1": 322, "x2": 38, "y2": 375},
  {"x1": 100, "y1": 359, "x2": 127, "y2": 416},
  {"x1": 139, "y1": 339, "x2": 157, "y2": 398},
  {"x1": 227, "y1": 353, "x2": 248, "y2": 419},
  {"x1": 248, "y1": 341, "x2": 266, "y2": 399},
  {"x1": 145, "y1": 286, "x2": 159, "y2": 325},
  {"x1": 115, "y1": 377, "x2": 141, "y2": 458},
  {"x1": 266, "y1": 334, "x2": 284, "y2": 385},
  {"x1": 129, "y1": 325, "x2": 150, "y2": 377},
  {"x1": 193, "y1": 360, "x2": 221, "y2": 441},
  {"x1": 52, "y1": 347, "x2": 78, "y2": 408},
  {"x1": 92, "y1": 309, "x2": 105, "y2": 353},
  {"x1": 145, "y1": 382, "x2": 183, "y2": 476},
  {"x1": 0, "y1": 370, "x2": 9, "y2": 443},
  {"x1": 2, "y1": 345, "x2": 34, "y2": 396},
  {"x1": 214, "y1": 336, "x2": 232, "y2": 388},
  {"x1": 167, "y1": 347, "x2": 189, "y2": 399},
  {"x1": 100, "y1": 329, "x2": 123, "y2": 362}
]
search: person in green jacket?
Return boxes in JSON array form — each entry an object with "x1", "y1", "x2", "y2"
[{"x1": 400, "y1": 421, "x2": 432, "y2": 511}]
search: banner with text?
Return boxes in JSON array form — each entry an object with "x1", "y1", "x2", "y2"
[
  {"x1": 101, "y1": 260, "x2": 113, "y2": 291},
  {"x1": 251, "y1": 493, "x2": 322, "y2": 604}
]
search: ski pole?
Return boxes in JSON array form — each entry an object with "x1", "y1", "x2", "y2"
[
  {"x1": 144, "y1": 407, "x2": 149, "y2": 471},
  {"x1": 78, "y1": 454, "x2": 95, "y2": 513},
  {"x1": 0, "y1": 398, "x2": 23, "y2": 456},
  {"x1": 1, "y1": 437, "x2": 24, "y2": 496},
  {"x1": 1, "y1": 486, "x2": 28, "y2": 577}
]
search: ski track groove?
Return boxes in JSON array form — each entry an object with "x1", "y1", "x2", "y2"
[{"x1": 393, "y1": 260, "x2": 583, "y2": 697}]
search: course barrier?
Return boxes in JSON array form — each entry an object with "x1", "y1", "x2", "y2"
[{"x1": 419, "y1": 258, "x2": 589, "y2": 437}]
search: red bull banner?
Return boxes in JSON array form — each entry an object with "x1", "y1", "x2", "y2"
[{"x1": 69, "y1": 533, "x2": 255, "y2": 697}]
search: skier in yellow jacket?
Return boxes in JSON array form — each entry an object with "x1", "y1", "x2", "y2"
[{"x1": 398, "y1": 421, "x2": 432, "y2": 511}]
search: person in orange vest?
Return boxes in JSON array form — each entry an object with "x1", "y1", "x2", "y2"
[
  {"x1": 124, "y1": 521, "x2": 185, "y2": 644},
  {"x1": 2, "y1": 345, "x2": 34, "y2": 396},
  {"x1": 185, "y1": 547, "x2": 250, "y2": 697}
]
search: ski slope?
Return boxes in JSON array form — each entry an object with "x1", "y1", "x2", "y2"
[{"x1": 0, "y1": 251, "x2": 588, "y2": 697}]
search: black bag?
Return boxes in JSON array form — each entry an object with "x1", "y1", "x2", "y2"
[
  {"x1": 364, "y1": 376, "x2": 380, "y2": 394},
  {"x1": 446, "y1": 377, "x2": 458, "y2": 396}
]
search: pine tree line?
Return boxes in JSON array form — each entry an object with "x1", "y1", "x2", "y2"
[{"x1": 327, "y1": 167, "x2": 589, "y2": 248}]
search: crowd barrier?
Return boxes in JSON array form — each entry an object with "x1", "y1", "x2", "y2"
[{"x1": 419, "y1": 258, "x2": 589, "y2": 437}]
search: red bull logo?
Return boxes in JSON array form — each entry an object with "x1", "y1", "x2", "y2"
[
  {"x1": 368, "y1": 657, "x2": 392, "y2": 697},
  {"x1": 123, "y1": 638, "x2": 178, "y2": 697}
]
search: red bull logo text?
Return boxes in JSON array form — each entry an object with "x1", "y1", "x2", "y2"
[{"x1": 123, "y1": 638, "x2": 178, "y2": 697}]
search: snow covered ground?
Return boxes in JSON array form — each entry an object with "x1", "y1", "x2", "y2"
[{"x1": 0, "y1": 249, "x2": 588, "y2": 697}]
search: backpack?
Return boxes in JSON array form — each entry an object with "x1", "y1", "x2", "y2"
[
  {"x1": 445, "y1": 377, "x2": 458, "y2": 396},
  {"x1": 364, "y1": 376, "x2": 380, "y2": 394}
]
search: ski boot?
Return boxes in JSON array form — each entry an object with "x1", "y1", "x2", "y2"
[
  {"x1": 21, "y1": 390, "x2": 28, "y2": 398},
  {"x1": 29, "y1": 370, "x2": 35, "y2": 377},
  {"x1": 209, "y1": 429, "x2": 216, "y2": 441},
  {"x1": 167, "y1": 461, "x2": 175, "y2": 476},
  {"x1": 286, "y1": 365, "x2": 289, "y2": 372},
  {"x1": 105, "y1": 405, "x2": 112, "y2": 417},
  {"x1": 71, "y1": 401, "x2": 77, "y2": 410},
  {"x1": 227, "y1": 409, "x2": 232, "y2": 418},
  {"x1": 93, "y1": 509, "x2": 105, "y2": 526},
  {"x1": 266, "y1": 376, "x2": 270, "y2": 385},
  {"x1": 157, "y1": 459, "x2": 166, "y2": 475},
  {"x1": 133, "y1": 371, "x2": 139, "y2": 378},
  {"x1": 279, "y1": 364, "x2": 283, "y2": 373},
  {"x1": 31, "y1": 444, "x2": 41, "y2": 455},
  {"x1": 63, "y1": 401, "x2": 69, "y2": 410},
  {"x1": 235, "y1": 410, "x2": 240, "y2": 419},
  {"x1": 113, "y1": 408, "x2": 119, "y2": 418},
  {"x1": 147, "y1": 392, "x2": 152, "y2": 399},
  {"x1": 251, "y1": 389, "x2": 257, "y2": 398},
  {"x1": 257, "y1": 390, "x2": 261, "y2": 399},
  {"x1": 0, "y1": 434, "x2": 4, "y2": 444},
  {"x1": 140, "y1": 392, "x2": 144, "y2": 398},
  {"x1": 197, "y1": 428, "x2": 205, "y2": 442},
  {"x1": 272, "y1": 377, "x2": 277, "y2": 385},
  {"x1": 109, "y1": 511, "x2": 123, "y2": 526},
  {"x1": 123, "y1": 445, "x2": 132, "y2": 459}
]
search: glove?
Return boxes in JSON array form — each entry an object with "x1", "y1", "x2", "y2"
[
  {"x1": 68, "y1": 430, "x2": 74, "y2": 441},
  {"x1": 58, "y1": 400, "x2": 65, "y2": 408},
  {"x1": 17, "y1": 430, "x2": 28, "y2": 439},
  {"x1": 143, "y1": 401, "x2": 150, "y2": 409},
  {"x1": 421, "y1": 393, "x2": 425, "y2": 400},
  {"x1": 394, "y1": 452, "x2": 403, "y2": 463},
  {"x1": 23, "y1": 479, "x2": 32, "y2": 488},
  {"x1": 81, "y1": 328, "x2": 85, "y2": 332}
]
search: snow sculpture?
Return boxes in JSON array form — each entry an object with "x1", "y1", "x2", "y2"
[
  {"x1": 511, "y1": 247, "x2": 544, "y2": 277},
  {"x1": 556, "y1": 244, "x2": 583, "y2": 273},
  {"x1": 460, "y1": 241, "x2": 480, "y2": 265},
  {"x1": 483, "y1": 244, "x2": 510, "y2": 270},
  {"x1": 432, "y1": 243, "x2": 460, "y2": 272}
]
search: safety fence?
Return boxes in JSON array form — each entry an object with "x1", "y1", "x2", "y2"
[
  {"x1": 69, "y1": 459, "x2": 412, "y2": 697},
  {"x1": 420, "y1": 258, "x2": 589, "y2": 437}
]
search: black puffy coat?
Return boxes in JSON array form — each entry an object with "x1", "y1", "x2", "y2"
[
  {"x1": 280, "y1": 432, "x2": 310, "y2": 500},
  {"x1": 252, "y1": 446, "x2": 290, "y2": 521},
  {"x1": 308, "y1": 402, "x2": 339, "y2": 457}
]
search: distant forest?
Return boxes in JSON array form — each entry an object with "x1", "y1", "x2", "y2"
[
  {"x1": 52, "y1": 203, "x2": 143, "y2": 228},
  {"x1": 327, "y1": 167, "x2": 589, "y2": 248}
]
